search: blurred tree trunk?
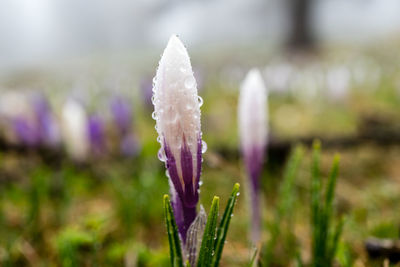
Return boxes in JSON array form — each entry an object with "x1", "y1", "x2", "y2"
[{"x1": 287, "y1": 0, "x2": 315, "y2": 51}]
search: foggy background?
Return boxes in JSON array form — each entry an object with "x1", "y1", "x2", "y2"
[{"x1": 0, "y1": 0, "x2": 399, "y2": 73}]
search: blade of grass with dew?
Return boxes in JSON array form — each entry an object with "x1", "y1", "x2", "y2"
[
  {"x1": 198, "y1": 196, "x2": 220, "y2": 267},
  {"x1": 163, "y1": 195, "x2": 184, "y2": 267},
  {"x1": 212, "y1": 183, "x2": 240, "y2": 267}
]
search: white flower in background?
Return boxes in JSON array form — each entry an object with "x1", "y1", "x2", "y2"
[
  {"x1": 238, "y1": 68, "x2": 268, "y2": 243},
  {"x1": 61, "y1": 99, "x2": 89, "y2": 161}
]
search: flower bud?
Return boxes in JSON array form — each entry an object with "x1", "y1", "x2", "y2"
[
  {"x1": 238, "y1": 68, "x2": 268, "y2": 243},
  {"x1": 153, "y1": 35, "x2": 203, "y2": 242}
]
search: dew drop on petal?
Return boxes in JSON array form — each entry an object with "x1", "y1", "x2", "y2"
[
  {"x1": 157, "y1": 147, "x2": 166, "y2": 162},
  {"x1": 197, "y1": 96, "x2": 203, "y2": 107},
  {"x1": 201, "y1": 140, "x2": 207, "y2": 153},
  {"x1": 199, "y1": 180, "x2": 203, "y2": 186},
  {"x1": 184, "y1": 76, "x2": 195, "y2": 88},
  {"x1": 151, "y1": 111, "x2": 157, "y2": 120}
]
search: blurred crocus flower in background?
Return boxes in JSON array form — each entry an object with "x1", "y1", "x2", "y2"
[
  {"x1": 87, "y1": 114, "x2": 106, "y2": 156},
  {"x1": 238, "y1": 68, "x2": 268, "y2": 244},
  {"x1": 0, "y1": 91, "x2": 40, "y2": 146},
  {"x1": 11, "y1": 117, "x2": 40, "y2": 147},
  {"x1": 61, "y1": 99, "x2": 89, "y2": 161},
  {"x1": 153, "y1": 35, "x2": 205, "y2": 243},
  {"x1": 110, "y1": 96, "x2": 132, "y2": 136},
  {"x1": 110, "y1": 96, "x2": 139, "y2": 156},
  {"x1": 31, "y1": 93, "x2": 61, "y2": 147}
]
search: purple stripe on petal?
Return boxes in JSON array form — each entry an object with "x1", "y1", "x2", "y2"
[
  {"x1": 196, "y1": 135, "x2": 202, "y2": 193},
  {"x1": 164, "y1": 138, "x2": 199, "y2": 243},
  {"x1": 164, "y1": 141, "x2": 185, "y2": 203},
  {"x1": 180, "y1": 137, "x2": 198, "y2": 208}
]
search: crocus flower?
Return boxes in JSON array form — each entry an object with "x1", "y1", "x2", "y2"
[
  {"x1": 153, "y1": 35, "x2": 204, "y2": 243},
  {"x1": 110, "y1": 96, "x2": 132, "y2": 136},
  {"x1": 31, "y1": 93, "x2": 61, "y2": 146},
  {"x1": 110, "y1": 96, "x2": 140, "y2": 156},
  {"x1": 238, "y1": 69, "x2": 268, "y2": 243},
  {"x1": 61, "y1": 99, "x2": 89, "y2": 161},
  {"x1": 87, "y1": 114, "x2": 106, "y2": 155},
  {"x1": 12, "y1": 116, "x2": 40, "y2": 147}
]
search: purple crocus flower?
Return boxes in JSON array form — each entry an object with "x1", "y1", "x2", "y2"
[
  {"x1": 110, "y1": 96, "x2": 140, "y2": 157},
  {"x1": 153, "y1": 35, "x2": 204, "y2": 243},
  {"x1": 238, "y1": 69, "x2": 268, "y2": 243},
  {"x1": 87, "y1": 114, "x2": 106, "y2": 155},
  {"x1": 110, "y1": 96, "x2": 132, "y2": 136},
  {"x1": 31, "y1": 94, "x2": 60, "y2": 146},
  {"x1": 12, "y1": 116, "x2": 40, "y2": 147}
]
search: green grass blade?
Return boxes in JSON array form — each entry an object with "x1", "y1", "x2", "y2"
[
  {"x1": 212, "y1": 183, "x2": 240, "y2": 267},
  {"x1": 327, "y1": 217, "x2": 345, "y2": 266},
  {"x1": 264, "y1": 146, "x2": 303, "y2": 266},
  {"x1": 163, "y1": 195, "x2": 184, "y2": 267},
  {"x1": 248, "y1": 247, "x2": 258, "y2": 267},
  {"x1": 278, "y1": 145, "x2": 304, "y2": 220},
  {"x1": 197, "y1": 196, "x2": 220, "y2": 267},
  {"x1": 310, "y1": 140, "x2": 322, "y2": 267},
  {"x1": 325, "y1": 154, "x2": 340, "y2": 219}
]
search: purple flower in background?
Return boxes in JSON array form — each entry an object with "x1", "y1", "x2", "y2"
[
  {"x1": 31, "y1": 93, "x2": 60, "y2": 146},
  {"x1": 110, "y1": 96, "x2": 132, "y2": 136},
  {"x1": 238, "y1": 69, "x2": 268, "y2": 244},
  {"x1": 87, "y1": 114, "x2": 106, "y2": 155},
  {"x1": 153, "y1": 35, "x2": 205, "y2": 243},
  {"x1": 110, "y1": 96, "x2": 140, "y2": 157},
  {"x1": 12, "y1": 117, "x2": 40, "y2": 147}
]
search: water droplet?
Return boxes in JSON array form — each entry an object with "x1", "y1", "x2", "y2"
[
  {"x1": 199, "y1": 180, "x2": 203, "y2": 186},
  {"x1": 236, "y1": 192, "x2": 240, "y2": 196},
  {"x1": 184, "y1": 76, "x2": 195, "y2": 88},
  {"x1": 157, "y1": 136, "x2": 162, "y2": 143},
  {"x1": 158, "y1": 148, "x2": 166, "y2": 162},
  {"x1": 151, "y1": 111, "x2": 157, "y2": 120},
  {"x1": 201, "y1": 140, "x2": 207, "y2": 153},
  {"x1": 197, "y1": 96, "x2": 203, "y2": 107},
  {"x1": 151, "y1": 95, "x2": 155, "y2": 104},
  {"x1": 165, "y1": 170, "x2": 170, "y2": 179}
]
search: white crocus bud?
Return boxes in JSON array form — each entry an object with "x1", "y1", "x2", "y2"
[
  {"x1": 239, "y1": 69, "x2": 268, "y2": 157},
  {"x1": 152, "y1": 35, "x2": 204, "y2": 242},
  {"x1": 61, "y1": 99, "x2": 89, "y2": 161},
  {"x1": 238, "y1": 68, "x2": 268, "y2": 243}
]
